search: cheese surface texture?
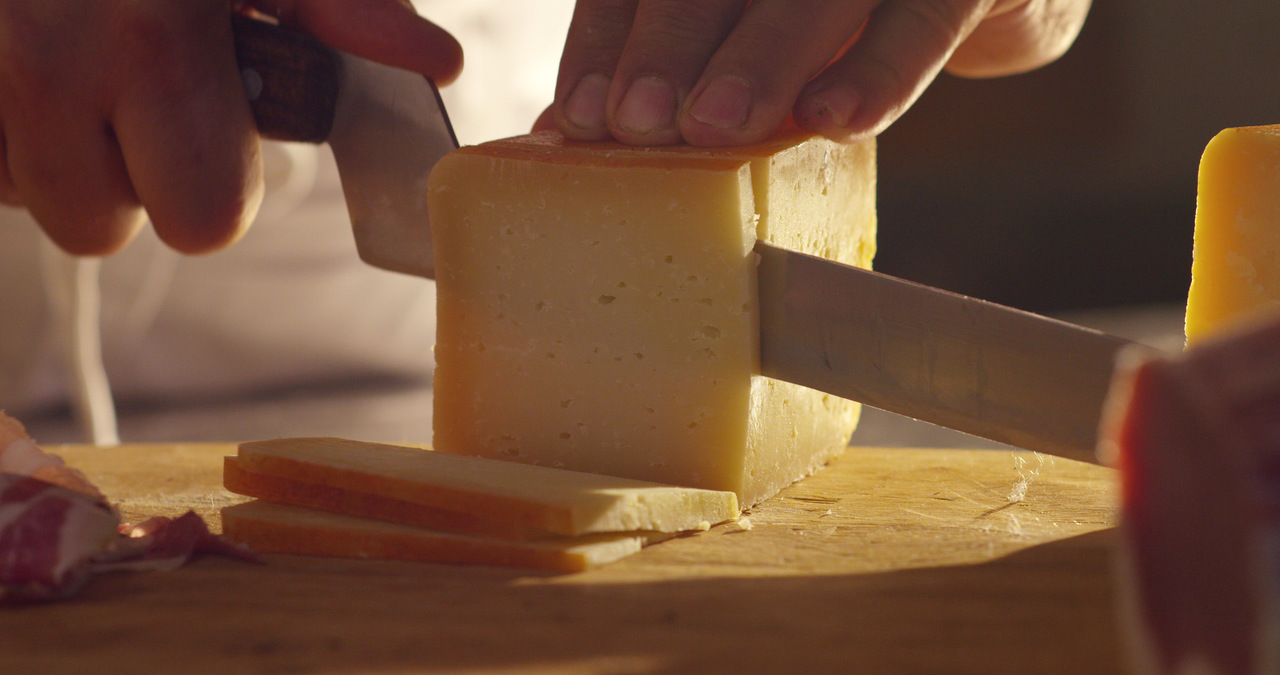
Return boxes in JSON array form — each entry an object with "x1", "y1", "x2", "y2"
[
  {"x1": 1186, "y1": 125, "x2": 1280, "y2": 343},
  {"x1": 428, "y1": 131, "x2": 875, "y2": 506}
]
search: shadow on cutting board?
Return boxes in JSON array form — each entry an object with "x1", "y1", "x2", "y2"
[{"x1": 2, "y1": 530, "x2": 1120, "y2": 675}]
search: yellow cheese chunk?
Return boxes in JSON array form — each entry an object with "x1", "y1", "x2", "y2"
[
  {"x1": 427, "y1": 130, "x2": 876, "y2": 506},
  {"x1": 230, "y1": 437, "x2": 738, "y2": 537},
  {"x1": 1186, "y1": 125, "x2": 1280, "y2": 343}
]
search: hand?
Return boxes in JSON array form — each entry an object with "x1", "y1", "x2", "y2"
[
  {"x1": 0, "y1": 0, "x2": 461, "y2": 255},
  {"x1": 538, "y1": 0, "x2": 1091, "y2": 146}
]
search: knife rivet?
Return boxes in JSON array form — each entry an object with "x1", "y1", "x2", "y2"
[{"x1": 241, "y1": 68, "x2": 264, "y2": 102}]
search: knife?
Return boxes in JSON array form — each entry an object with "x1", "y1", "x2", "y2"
[
  {"x1": 230, "y1": 14, "x2": 457, "y2": 278},
  {"x1": 756, "y1": 242, "x2": 1139, "y2": 464},
  {"x1": 231, "y1": 16, "x2": 1137, "y2": 465}
]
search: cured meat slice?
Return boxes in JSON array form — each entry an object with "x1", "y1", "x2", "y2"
[
  {"x1": 0, "y1": 410, "x2": 257, "y2": 602},
  {"x1": 0, "y1": 411, "x2": 100, "y2": 497},
  {"x1": 1102, "y1": 317, "x2": 1280, "y2": 675},
  {"x1": 0, "y1": 474, "x2": 119, "y2": 601}
]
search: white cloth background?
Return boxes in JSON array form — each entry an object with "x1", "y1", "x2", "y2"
[{"x1": 0, "y1": 2, "x2": 576, "y2": 427}]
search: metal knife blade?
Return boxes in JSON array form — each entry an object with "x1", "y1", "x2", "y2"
[
  {"x1": 755, "y1": 241, "x2": 1138, "y2": 464},
  {"x1": 230, "y1": 15, "x2": 457, "y2": 278}
]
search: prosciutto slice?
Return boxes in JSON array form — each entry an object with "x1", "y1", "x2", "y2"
[
  {"x1": 0, "y1": 412, "x2": 100, "y2": 498},
  {"x1": 0, "y1": 474, "x2": 119, "y2": 601},
  {"x1": 0, "y1": 411, "x2": 256, "y2": 603},
  {"x1": 1104, "y1": 318, "x2": 1280, "y2": 675}
]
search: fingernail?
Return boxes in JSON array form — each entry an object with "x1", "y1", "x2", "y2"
[
  {"x1": 564, "y1": 73, "x2": 611, "y2": 130},
  {"x1": 616, "y1": 76, "x2": 676, "y2": 134},
  {"x1": 688, "y1": 75, "x2": 752, "y2": 130},
  {"x1": 802, "y1": 86, "x2": 859, "y2": 129}
]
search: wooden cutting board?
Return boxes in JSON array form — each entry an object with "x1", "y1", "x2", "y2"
[{"x1": 2, "y1": 443, "x2": 1123, "y2": 675}]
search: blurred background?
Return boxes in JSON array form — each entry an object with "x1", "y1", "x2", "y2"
[{"x1": 876, "y1": 2, "x2": 1280, "y2": 312}]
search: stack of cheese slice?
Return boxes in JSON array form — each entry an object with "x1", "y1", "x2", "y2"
[{"x1": 221, "y1": 437, "x2": 739, "y2": 572}]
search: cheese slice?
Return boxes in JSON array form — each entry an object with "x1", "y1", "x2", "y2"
[
  {"x1": 228, "y1": 437, "x2": 738, "y2": 537},
  {"x1": 223, "y1": 456, "x2": 537, "y2": 540},
  {"x1": 221, "y1": 501, "x2": 670, "y2": 573},
  {"x1": 1186, "y1": 125, "x2": 1280, "y2": 343},
  {"x1": 427, "y1": 130, "x2": 875, "y2": 506}
]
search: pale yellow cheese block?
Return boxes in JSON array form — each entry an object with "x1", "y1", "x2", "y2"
[
  {"x1": 230, "y1": 437, "x2": 738, "y2": 537},
  {"x1": 221, "y1": 500, "x2": 671, "y2": 573},
  {"x1": 1186, "y1": 125, "x2": 1280, "y2": 343},
  {"x1": 427, "y1": 130, "x2": 875, "y2": 506}
]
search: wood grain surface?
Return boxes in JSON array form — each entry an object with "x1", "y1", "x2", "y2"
[{"x1": 2, "y1": 443, "x2": 1124, "y2": 675}]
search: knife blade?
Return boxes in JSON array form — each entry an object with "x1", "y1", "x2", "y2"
[
  {"x1": 230, "y1": 15, "x2": 458, "y2": 278},
  {"x1": 756, "y1": 241, "x2": 1139, "y2": 465}
]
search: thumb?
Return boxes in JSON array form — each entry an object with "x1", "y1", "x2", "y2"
[{"x1": 241, "y1": 0, "x2": 463, "y2": 84}]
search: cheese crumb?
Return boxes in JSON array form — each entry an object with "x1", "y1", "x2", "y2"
[{"x1": 1007, "y1": 453, "x2": 1049, "y2": 503}]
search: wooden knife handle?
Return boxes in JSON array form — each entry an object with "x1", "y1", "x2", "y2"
[{"x1": 230, "y1": 14, "x2": 340, "y2": 143}]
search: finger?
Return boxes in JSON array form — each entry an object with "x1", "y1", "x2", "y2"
[
  {"x1": 532, "y1": 105, "x2": 557, "y2": 133},
  {"x1": 795, "y1": 0, "x2": 993, "y2": 141},
  {"x1": 109, "y1": 0, "x2": 263, "y2": 254},
  {"x1": 603, "y1": 0, "x2": 747, "y2": 145},
  {"x1": 551, "y1": 0, "x2": 639, "y2": 140},
  {"x1": 678, "y1": 0, "x2": 870, "y2": 146},
  {"x1": 253, "y1": 0, "x2": 464, "y2": 84},
  {"x1": 947, "y1": 0, "x2": 1092, "y2": 77},
  {"x1": 4, "y1": 112, "x2": 145, "y2": 255},
  {"x1": 0, "y1": 127, "x2": 19, "y2": 205}
]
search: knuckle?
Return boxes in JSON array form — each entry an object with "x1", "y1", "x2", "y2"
[
  {"x1": 570, "y1": 0, "x2": 641, "y2": 56},
  {"x1": 716, "y1": 20, "x2": 795, "y2": 91},
  {"x1": 854, "y1": 51, "x2": 913, "y2": 109},
  {"x1": 897, "y1": 0, "x2": 979, "y2": 46},
  {"x1": 112, "y1": 2, "x2": 223, "y2": 102},
  {"x1": 0, "y1": 14, "x2": 71, "y2": 114},
  {"x1": 40, "y1": 208, "x2": 144, "y2": 256},
  {"x1": 629, "y1": 0, "x2": 744, "y2": 57},
  {"x1": 638, "y1": 0, "x2": 731, "y2": 42},
  {"x1": 152, "y1": 168, "x2": 261, "y2": 254}
]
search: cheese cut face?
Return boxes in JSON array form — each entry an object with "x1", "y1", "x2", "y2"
[
  {"x1": 1186, "y1": 125, "x2": 1280, "y2": 343},
  {"x1": 428, "y1": 131, "x2": 876, "y2": 506}
]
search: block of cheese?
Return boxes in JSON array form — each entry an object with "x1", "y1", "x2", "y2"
[
  {"x1": 221, "y1": 501, "x2": 671, "y2": 573},
  {"x1": 226, "y1": 437, "x2": 738, "y2": 538},
  {"x1": 428, "y1": 130, "x2": 875, "y2": 506},
  {"x1": 1186, "y1": 125, "x2": 1280, "y2": 343}
]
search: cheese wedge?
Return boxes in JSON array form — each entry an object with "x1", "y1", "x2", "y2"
[
  {"x1": 221, "y1": 501, "x2": 670, "y2": 573},
  {"x1": 227, "y1": 438, "x2": 738, "y2": 537},
  {"x1": 427, "y1": 130, "x2": 875, "y2": 506},
  {"x1": 1186, "y1": 125, "x2": 1280, "y2": 343}
]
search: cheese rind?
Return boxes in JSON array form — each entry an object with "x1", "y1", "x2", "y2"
[
  {"x1": 1186, "y1": 125, "x2": 1280, "y2": 343},
  {"x1": 229, "y1": 438, "x2": 738, "y2": 537},
  {"x1": 428, "y1": 131, "x2": 875, "y2": 505}
]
